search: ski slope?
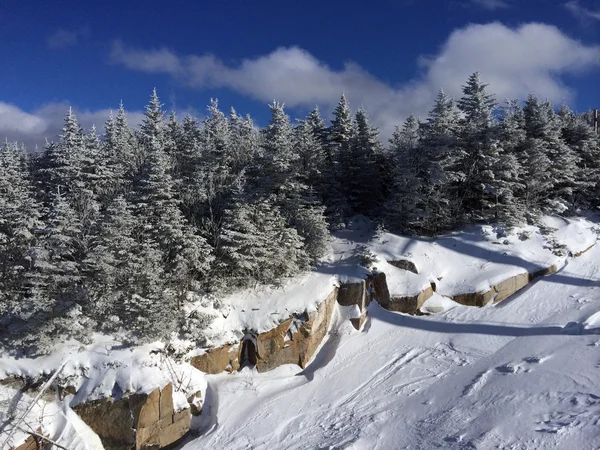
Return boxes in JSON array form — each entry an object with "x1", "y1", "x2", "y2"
[{"x1": 180, "y1": 245, "x2": 600, "y2": 450}]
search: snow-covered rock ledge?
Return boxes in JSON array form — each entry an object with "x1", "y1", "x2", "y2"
[{"x1": 1, "y1": 342, "x2": 206, "y2": 450}]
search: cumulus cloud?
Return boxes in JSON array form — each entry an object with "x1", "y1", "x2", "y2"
[
  {"x1": 564, "y1": 1, "x2": 600, "y2": 22},
  {"x1": 469, "y1": 0, "x2": 510, "y2": 10},
  {"x1": 108, "y1": 23, "x2": 600, "y2": 139},
  {"x1": 47, "y1": 26, "x2": 90, "y2": 50},
  {"x1": 0, "y1": 102, "x2": 144, "y2": 148}
]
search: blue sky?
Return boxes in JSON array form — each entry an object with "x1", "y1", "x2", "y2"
[{"x1": 1, "y1": 0, "x2": 599, "y2": 145}]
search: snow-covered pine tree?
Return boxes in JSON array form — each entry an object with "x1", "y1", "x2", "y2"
[
  {"x1": 295, "y1": 117, "x2": 324, "y2": 187},
  {"x1": 175, "y1": 115, "x2": 205, "y2": 224},
  {"x1": 84, "y1": 195, "x2": 170, "y2": 339},
  {"x1": 418, "y1": 89, "x2": 462, "y2": 234},
  {"x1": 0, "y1": 142, "x2": 43, "y2": 317},
  {"x1": 347, "y1": 108, "x2": 381, "y2": 215},
  {"x1": 261, "y1": 101, "x2": 298, "y2": 190},
  {"x1": 17, "y1": 189, "x2": 84, "y2": 350},
  {"x1": 385, "y1": 115, "x2": 424, "y2": 233},
  {"x1": 40, "y1": 108, "x2": 84, "y2": 201},
  {"x1": 324, "y1": 94, "x2": 353, "y2": 224},
  {"x1": 522, "y1": 94, "x2": 577, "y2": 213},
  {"x1": 218, "y1": 180, "x2": 308, "y2": 288},
  {"x1": 228, "y1": 108, "x2": 259, "y2": 173},
  {"x1": 558, "y1": 104, "x2": 599, "y2": 207},
  {"x1": 71, "y1": 125, "x2": 103, "y2": 252},
  {"x1": 259, "y1": 102, "x2": 330, "y2": 261},
  {"x1": 134, "y1": 90, "x2": 213, "y2": 305},
  {"x1": 456, "y1": 73, "x2": 522, "y2": 224}
]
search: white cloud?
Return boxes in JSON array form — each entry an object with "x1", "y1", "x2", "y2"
[
  {"x1": 109, "y1": 22, "x2": 600, "y2": 140},
  {"x1": 470, "y1": 0, "x2": 510, "y2": 10},
  {"x1": 564, "y1": 1, "x2": 600, "y2": 22},
  {"x1": 46, "y1": 27, "x2": 90, "y2": 50},
  {"x1": 0, "y1": 102, "x2": 144, "y2": 148}
]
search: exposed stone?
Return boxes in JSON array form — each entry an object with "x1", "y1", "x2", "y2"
[
  {"x1": 189, "y1": 344, "x2": 240, "y2": 374},
  {"x1": 369, "y1": 272, "x2": 390, "y2": 305},
  {"x1": 135, "y1": 388, "x2": 160, "y2": 429},
  {"x1": 529, "y1": 264, "x2": 559, "y2": 281},
  {"x1": 74, "y1": 382, "x2": 191, "y2": 450},
  {"x1": 493, "y1": 272, "x2": 530, "y2": 304},
  {"x1": 388, "y1": 259, "x2": 419, "y2": 274},
  {"x1": 74, "y1": 396, "x2": 135, "y2": 450},
  {"x1": 159, "y1": 411, "x2": 191, "y2": 448},
  {"x1": 452, "y1": 287, "x2": 495, "y2": 307},
  {"x1": 159, "y1": 382, "x2": 173, "y2": 422},
  {"x1": 187, "y1": 391, "x2": 203, "y2": 416},
  {"x1": 350, "y1": 311, "x2": 368, "y2": 330},
  {"x1": 255, "y1": 318, "x2": 293, "y2": 372},
  {"x1": 381, "y1": 285, "x2": 434, "y2": 314},
  {"x1": 451, "y1": 264, "x2": 560, "y2": 308},
  {"x1": 12, "y1": 429, "x2": 46, "y2": 450},
  {"x1": 251, "y1": 289, "x2": 338, "y2": 372},
  {"x1": 337, "y1": 281, "x2": 367, "y2": 309}
]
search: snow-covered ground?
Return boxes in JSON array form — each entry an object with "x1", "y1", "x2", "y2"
[
  {"x1": 3, "y1": 216, "x2": 600, "y2": 449},
  {"x1": 179, "y1": 225, "x2": 600, "y2": 449}
]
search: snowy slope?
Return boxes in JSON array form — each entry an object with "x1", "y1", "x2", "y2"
[
  {"x1": 198, "y1": 216, "x2": 374, "y2": 348},
  {"x1": 369, "y1": 216, "x2": 596, "y2": 299},
  {"x1": 180, "y1": 244, "x2": 600, "y2": 450}
]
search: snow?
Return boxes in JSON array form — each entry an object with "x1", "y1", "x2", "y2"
[
  {"x1": 202, "y1": 216, "x2": 374, "y2": 347},
  {"x1": 2, "y1": 215, "x2": 599, "y2": 449},
  {"x1": 369, "y1": 216, "x2": 597, "y2": 298},
  {"x1": 0, "y1": 337, "x2": 206, "y2": 449},
  {"x1": 179, "y1": 241, "x2": 600, "y2": 450}
]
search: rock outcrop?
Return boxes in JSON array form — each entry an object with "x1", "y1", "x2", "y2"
[
  {"x1": 74, "y1": 382, "x2": 192, "y2": 450},
  {"x1": 388, "y1": 259, "x2": 419, "y2": 274},
  {"x1": 189, "y1": 344, "x2": 241, "y2": 375},
  {"x1": 254, "y1": 289, "x2": 338, "y2": 372},
  {"x1": 376, "y1": 279, "x2": 434, "y2": 314},
  {"x1": 12, "y1": 430, "x2": 46, "y2": 450},
  {"x1": 452, "y1": 264, "x2": 560, "y2": 307}
]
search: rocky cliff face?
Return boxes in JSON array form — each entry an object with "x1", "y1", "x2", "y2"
[{"x1": 74, "y1": 382, "x2": 192, "y2": 450}]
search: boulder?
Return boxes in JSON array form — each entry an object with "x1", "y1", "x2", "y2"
[
  {"x1": 529, "y1": 264, "x2": 559, "y2": 281},
  {"x1": 74, "y1": 382, "x2": 191, "y2": 450},
  {"x1": 493, "y1": 272, "x2": 530, "y2": 304},
  {"x1": 369, "y1": 272, "x2": 390, "y2": 305},
  {"x1": 452, "y1": 287, "x2": 495, "y2": 307},
  {"x1": 381, "y1": 285, "x2": 434, "y2": 314},
  {"x1": 255, "y1": 318, "x2": 293, "y2": 372},
  {"x1": 12, "y1": 429, "x2": 46, "y2": 450},
  {"x1": 350, "y1": 311, "x2": 368, "y2": 330},
  {"x1": 388, "y1": 259, "x2": 419, "y2": 274},
  {"x1": 337, "y1": 281, "x2": 367, "y2": 309},
  {"x1": 74, "y1": 396, "x2": 135, "y2": 450},
  {"x1": 189, "y1": 344, "x2": 240, "y2": 374},
  {"x1": 253, "y1": 288, "x2": 338, "y2": 372}
]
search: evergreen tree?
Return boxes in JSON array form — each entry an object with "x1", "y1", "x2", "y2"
[
  {"x1": 325, "y1": 94, "x2": 354, "y2": 223},
  {"x1": 385, "y1": 115, "x2": 423, "y2": 233},
  {"x1": 0, "y1": 142, "x2": 42, "y2": 316},
  {"x1": 456, "y1": 72, "x2": 518, "y2": 223},
  {"x1": 41, "y1": 108, "x2": 84, "y2": 200},
  {"x1": 134, "y1": 91, "x2": 213, "y2": 303},
  {"x1": 419, "y1": 89, "x2": 462, "y2": 233},
  {"x1": 348, "y1": 108, "x2": 381, "y2": 214},
  {"x1": 218, "y1": 183, "x2": 308, "y2": 288},
  {"x1": 84, "y1": 196, "x2": 169, "y2": 339}
]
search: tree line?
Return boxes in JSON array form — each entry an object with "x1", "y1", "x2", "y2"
[{"x1": 1, "y1": 73, "x2": 599, "y2": 353}]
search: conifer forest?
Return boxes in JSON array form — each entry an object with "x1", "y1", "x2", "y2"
[{"x1": 2, "y1": 72, "x2": 599, "y2": 354}]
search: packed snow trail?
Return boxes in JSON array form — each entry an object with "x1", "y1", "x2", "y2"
[{"x1": 180, "y1": 246, "x2": 600, "y2": 450}]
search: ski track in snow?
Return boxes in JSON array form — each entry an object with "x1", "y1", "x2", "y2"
[{"x1": 180, "y1": 244, "x2": 600, "y2": 450}]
